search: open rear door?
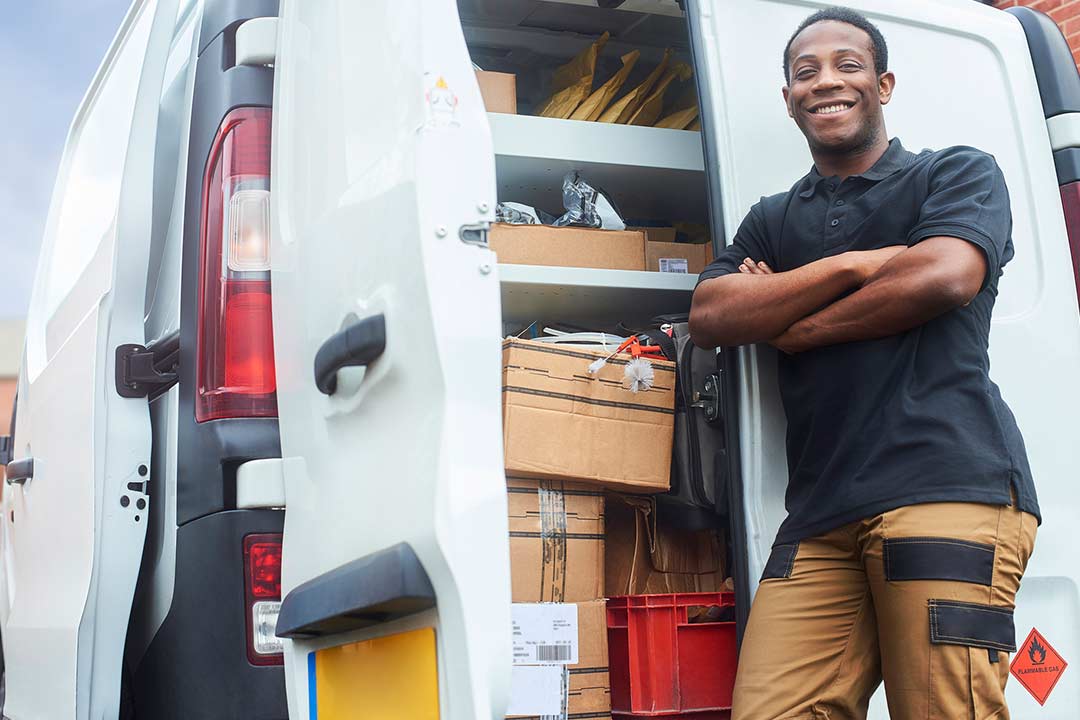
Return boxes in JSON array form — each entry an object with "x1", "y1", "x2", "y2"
[
  {"x1": 3, "y1": 0, "x2": 178, "y2": 717},
  {"x1": 270, "y1": 1, "x2": 510, "y2": 718},
  {"x1": 689, "y1": 0, "x2": 1080, "y2": 715}
]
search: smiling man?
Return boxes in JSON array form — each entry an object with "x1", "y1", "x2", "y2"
[{"x1": 689, "y1": 7, "x2": 1040, "y2": 719}]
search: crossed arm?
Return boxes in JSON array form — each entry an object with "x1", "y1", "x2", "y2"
[{"x1": 688, "y1": 236, "x2": 988, "y2": 353}]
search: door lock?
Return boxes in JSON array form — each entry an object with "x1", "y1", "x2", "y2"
[{"x1": 690, "y1": 373, "x2": 722, "y2": 423}]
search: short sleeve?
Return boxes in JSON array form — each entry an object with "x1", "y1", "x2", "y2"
[
  {"x1": 907, "y1": 147, "x2": 1012, "y2": 291},
  {"x1": 697, "y1": 201, "x2": 775, "y2": 287}
]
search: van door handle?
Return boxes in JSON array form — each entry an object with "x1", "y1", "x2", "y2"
[
  {"x1": 5, "y1": 458, "x2": 34, "y2": 485},
  {"x1": 314, "y1": 314, "x2": 387, "y2": 395}
]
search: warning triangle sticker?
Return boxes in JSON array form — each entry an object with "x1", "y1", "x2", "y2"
[{"x1": 1010, "y1": 627, "x2": 1068, "y2": 706}]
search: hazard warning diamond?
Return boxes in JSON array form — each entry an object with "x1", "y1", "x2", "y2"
[{"x1": 1010, "y1": 627, "x2": 1068, "y2": 706}]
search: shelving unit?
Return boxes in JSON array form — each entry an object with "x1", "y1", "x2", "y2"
[
  {"x1": 489, "y1": 112, "x2": 707, "y2": 221},
  {"x1": 499, "y1": 263, "x2": 697, "y2": 328}
]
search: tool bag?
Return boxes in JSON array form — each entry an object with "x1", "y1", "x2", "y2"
[{"x1": 637, "y1": 315, "x2": 729, "y2": 518}]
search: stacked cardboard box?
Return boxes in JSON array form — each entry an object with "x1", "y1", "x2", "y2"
[{"x1": 503, "y1": 339, "x2": 677, "y2": 719}]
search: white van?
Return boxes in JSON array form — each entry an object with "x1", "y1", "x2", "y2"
[{"x1": 4, "y1": 0, "x2": 1079, "y2": 717}]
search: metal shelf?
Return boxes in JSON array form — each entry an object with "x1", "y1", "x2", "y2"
[
  {"x1": 489, "y1": 113, "x2": 707, "y2": 221},
  {"x1": 498, "y1": 263, "x2": 697, "y2": 328}
]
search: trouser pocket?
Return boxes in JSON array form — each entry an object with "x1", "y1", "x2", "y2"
[
  {"x1": 928, "y1": 600, "x2": 1014, "y2": 719},
  {"x1": 760, "y1": 542, "x2": 799, "y2": 581}
]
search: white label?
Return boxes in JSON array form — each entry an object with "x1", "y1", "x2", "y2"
[
  {"x1": 659, "y1": 257, "x2": 689, "y2": 273},
  {"x1": 507, "y1": 665, "x2": 565, "y2": 716},
  {"x1": 512, "y1": 603, "x2": 579, "y2": 665}
]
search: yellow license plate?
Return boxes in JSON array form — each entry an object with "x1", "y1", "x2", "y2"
[{"x1": 308, "y1": 626, "x2": 439, "y2": 719}]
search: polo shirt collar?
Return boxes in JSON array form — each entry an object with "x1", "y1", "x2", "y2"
[{"x1": 797, "y1": 137, "x2": 913, "y2": 198}]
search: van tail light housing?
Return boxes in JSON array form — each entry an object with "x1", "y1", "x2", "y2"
[
  {"x1": 1060, "y1": 182, "x2": 1080, "y2": 311},
  {"x1": 243, "y1": 533, "x2": 284, "y2": 665},
  {"x1": 196, "y1": 107, "x2": 277, "y2": 422}
]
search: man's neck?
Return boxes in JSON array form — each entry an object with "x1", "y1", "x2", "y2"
[{"x1": 811, "y1": 134, "x2": 891, "y2": 179}]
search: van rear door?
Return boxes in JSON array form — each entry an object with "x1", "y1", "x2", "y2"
[
  {"x1": 3, "y1": 0, "x2": 179, "y2": 717},
  {"x1": 689, "y1": 0, "x2": 1080, "y2": 715},
  {"x1": 269, "y1": 1, "x2": 510, "y2": 717}
]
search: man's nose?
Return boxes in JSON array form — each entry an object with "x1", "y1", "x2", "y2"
[{"x1": 812, "y1": 69, "x2": 845, "y2": 92}]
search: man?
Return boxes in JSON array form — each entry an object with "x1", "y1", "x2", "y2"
[{"x1": 689, "y1": 7, "x2": 1039, "y2": 719}]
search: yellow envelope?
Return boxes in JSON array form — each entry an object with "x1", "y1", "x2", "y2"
[
  {"x1": 686, "y1": 117, "x2": 702, "y2": 132},
  {"x1": 537, "y1": 31, "x2": 611, "y2": 119},
  {"x1": 654, "y1": 104, "x2": 699, "y2": 130},
  {"x1": 627, "y1": 61, "x2": 693, "y2": 127},
  {"x1": 571, "y1": 50, "x2": 640, "y2": 122},
  {"x1": 599, "y1": 48, "x2": 672, "y2": 124}
]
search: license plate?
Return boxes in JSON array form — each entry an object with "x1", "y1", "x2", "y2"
[{"x1": 307, "y1": 626, "x2": 439, "y2": 719}]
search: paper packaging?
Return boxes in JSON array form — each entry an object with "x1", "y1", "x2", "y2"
[
  {"x1": 508, "y1": 600, "x2": 611, "y2": 719},
  {"x1": 508, "y1": 477, "x2": 605, "y2": 603},
  {"x1": 502, "y1": 339, "x2": 675, "y2": 493},
  {"x1": 537, "y1": 32, "x2": 610, "y2": 119},
  {"x1": 476, "y1": 70, "x2": 517, "y2": 114},
  {"x1": 489, "y1": 223, "x2": 646, "y2": 271},
  {"x1": 645, "y1": 241, "x2": 714, "y2": 274},
  {"x1": 605, "y1": 494, "x2": 726, "y2": 595}
]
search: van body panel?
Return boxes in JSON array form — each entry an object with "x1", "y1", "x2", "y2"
[
  {"x1": 691, "y1": 0, "x2": 1080, "y2": 715},
  {"x1": 2, "y1": 0, "x2": 180, "y2": 716},
  {"x1": 270, "y1": 0, "x2": 511, "y2": 716}
]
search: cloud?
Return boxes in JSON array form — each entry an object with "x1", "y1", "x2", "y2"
[{"x1": 0, "y1": 0, "x2": 132, "y2": 318}]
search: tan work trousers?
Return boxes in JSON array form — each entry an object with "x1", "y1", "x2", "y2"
[{"x1": 732, "y1": 500, "x2": 1037, "y2": 720}]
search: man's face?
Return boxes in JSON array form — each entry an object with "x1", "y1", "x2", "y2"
[{"x1": 782, "y1": 21, "x2": 895, "y2": 155}]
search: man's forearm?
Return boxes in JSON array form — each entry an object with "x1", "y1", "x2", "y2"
[
  {"x1": 689, "y1": 254, "x2": 862, "y2": 348},
  {"x1": 774, "y1": 238, "x2": 986, "y2": 353}
]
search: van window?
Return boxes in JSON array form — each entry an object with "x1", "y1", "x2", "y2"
[{"x1": 41, "y1": 3, "x2": 155, "y2": 328}]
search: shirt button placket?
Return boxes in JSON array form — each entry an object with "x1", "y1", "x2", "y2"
[{"x1": 825, "y1": 185, "x2": 846, "y2": 250}]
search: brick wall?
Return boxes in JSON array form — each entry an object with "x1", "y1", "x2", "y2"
[{"x1": 995, "y1": 0, "x2": 1080, "y2": 66}]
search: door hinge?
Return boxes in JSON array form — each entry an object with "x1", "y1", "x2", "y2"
[
  {"x1": 116, "y1": 330, "x2": 180, "y2": 400},
  {"x1": 690, "y1": 372, "x2": 723, "y2": 424}
]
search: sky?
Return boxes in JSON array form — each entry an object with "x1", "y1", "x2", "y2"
[{"x1": 0, "y1": 0, "x2": 132, "y2": 319}]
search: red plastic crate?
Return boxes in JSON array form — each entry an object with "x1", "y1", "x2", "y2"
[{"x1": 607, "y1": 592, "x2": 737, "y2": 717}]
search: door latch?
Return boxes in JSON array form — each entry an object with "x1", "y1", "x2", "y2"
[
  {"x1": 690, "y1": 372, "x2": 722, "y2": 423},
  {"x1": 116, "y1": 330, "x2": 180, "y2": 400}
]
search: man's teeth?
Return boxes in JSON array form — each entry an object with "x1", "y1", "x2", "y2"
[{"x1": 814, "y1": 104, "x2": 851, "y2": 115}]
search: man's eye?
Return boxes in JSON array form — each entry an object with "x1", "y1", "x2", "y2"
[
  {"x1": 840, "y1": 63, "x2": 862, "y2": 71},
  {"x1": 795, "y1": 69, "x2": 816, "y2": 79}
]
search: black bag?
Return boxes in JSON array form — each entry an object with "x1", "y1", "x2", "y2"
[{"x1": 637, "y1": 316, "x2": 729, "y2": 522}]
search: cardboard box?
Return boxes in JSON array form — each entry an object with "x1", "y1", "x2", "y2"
[
  {"x1": 502, "y1": 338, "x2": 674, "y2": 493},
  {"x1": 508, "y1": 477, "x2": 605, "y2": 602},
  {"x1": 605, "y1": 494, "x2": 726, "y2": 596},
  {"x1": 645, "y1": 241, "x2": 714, "y2": 275},
  {"x1": 508, "y1": 600, "x2": 612, "y2": 719},
  {"x1": 489, "y1": 223, "x2": 646, "y2": 271},
  {"x1": 476, "y1": 70, "x2": 517, "y2": 114},
  {"x1": 630, "y1": 226, "x2": 677, "y2": 244}
]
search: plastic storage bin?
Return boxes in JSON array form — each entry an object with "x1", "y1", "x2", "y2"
[{"x1": 607, "y1": 592, "x2": 737, "y2": 718}]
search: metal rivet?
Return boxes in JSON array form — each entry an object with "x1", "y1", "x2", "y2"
[
  {"x1": 121, "y1": 496, "x2": 130, "y2": 508},
  {"x1": 435, "y1": 226, "x2": 448, "y2": 238},
  {"x1": 136, "y1": 498, "x2": 146, "y2": 510},
  {"x1": 138, "y1": 464, "x2": 148, "y2": 476},
  {"x1": 479, "y1": 263, "x2": 492, "y2": 275},
  {"x1": 477, "y1": 202, "x2": 489, "y2": 213}
]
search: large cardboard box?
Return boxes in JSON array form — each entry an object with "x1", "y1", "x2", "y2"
[
  {"x1": 489, "y1": 223, "x2": 646, "y2": 271},
  {"x1": 508, "y1": 477, "x2": 605, "y2": 602},
  {"x1": 476, "y1": 70, "x2": 517, "y2": 114},
  {"x1": 605, "y1": 494, "x2": 726, "y2": 596},
  {"x1": 645, "y1": 241, "x2": 714, "y2": 275},
  {"x1": 508, "y1": 600, "x2": 612, "y2": 719},
  {"x1": 502, "y1": 338, "x2": 674, "y2": 493}
]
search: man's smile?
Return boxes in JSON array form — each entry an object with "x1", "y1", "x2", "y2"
[{"x1": 808, "y1": 100, "x2": 856, "y2": 117}]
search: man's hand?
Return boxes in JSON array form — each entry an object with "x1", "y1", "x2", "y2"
[{"x1": 769, "y1": 236, "x2": 987, "y2": 354}]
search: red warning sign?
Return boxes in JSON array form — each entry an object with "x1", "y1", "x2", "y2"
[{"x1": 1010, "y1": 628, "x2": 1068, "y2": 706}]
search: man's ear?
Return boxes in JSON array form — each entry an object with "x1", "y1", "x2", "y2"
[
  {"x1": 878, "y1": 71, "x2": 896, "y2": 105},
  {"x1": 782, "y1": 85, "x2": 794, "y2": 119}
]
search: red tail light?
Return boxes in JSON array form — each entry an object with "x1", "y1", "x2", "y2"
[
  {"x1": 1060, "y1": 182, "x2": 1080, "y2": 311},
  {"x1": 196, "y1": 107, "x2": 277, "y2": 422},
  {"x1": 243, "y1": 533, "x2": 283, "y2": 666}
]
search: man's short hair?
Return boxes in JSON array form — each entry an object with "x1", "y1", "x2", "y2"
[{"x1": 783, "y1": 6, "x2": 888, "y2": 84}]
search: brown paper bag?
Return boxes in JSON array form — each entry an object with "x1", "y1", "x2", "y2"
[
  {"x1": 599, "y1": 48, "x2": 671, "y2": 124},
  {"x1": 571, "y1": 50, "x2": 640, "y2": 122},
  {"x1": 536, "y1": 32, "x2": 610, "y2": 119},
  {"x1": 654, "y1": 104, "x2": 699, "y2": 130},
  {"x1": 686, "y1": 117, "x2": 702, "y2": 132},
  {"x1": 627, "y1": 61, "x2": 693, "y2": 127}
]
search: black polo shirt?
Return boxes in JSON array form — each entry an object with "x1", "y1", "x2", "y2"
[{"x1": 698, "y1": 138, "x2": 1040, "y2": 545}]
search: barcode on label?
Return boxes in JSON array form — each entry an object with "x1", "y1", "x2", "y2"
[
  {"x1": 535, "y1": 644, "x2": 573, "y2": 662},
  {"x1": 659, "y1": 257, "x2": 689, "y2": 273}
]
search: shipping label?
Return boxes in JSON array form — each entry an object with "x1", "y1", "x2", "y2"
[
  {"x1": 658, "y1": 257, "x2": 689, "y2": 273},
  {"x1": 512, "y1": 603, "x2": 579, "y2": 665}
]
